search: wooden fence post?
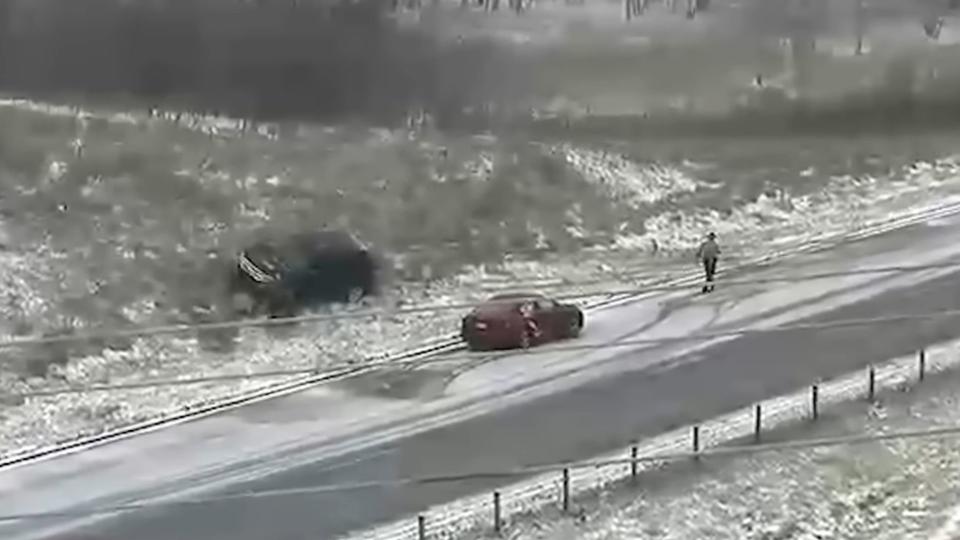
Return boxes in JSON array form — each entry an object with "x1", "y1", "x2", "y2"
[
  {"x1": 919, "y1": 349, "x2": 926, "y2": 382},
  {"x1": 811, "y1": 384, "x2": 819, "y2": 420},
  {"x1": 692, "y1": 425, "x2": 701, "y2": 459},
  {"x1": 753, "y1": 404, "x2": 762, "y2": 442}
]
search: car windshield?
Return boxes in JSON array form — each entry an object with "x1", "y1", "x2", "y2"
[
  {"x1": 255, "y1": 230, "x2": 363, "y2": 267},
  {"x1": 474, "y1": 293, "x2": 548, "y2": 314},
  {"x1": 489, "y1": 293, "x2": 546, "y2": 302}
]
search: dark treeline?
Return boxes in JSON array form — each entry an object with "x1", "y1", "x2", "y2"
[
  {"x1": 0, "y1": 0, "x2": 520, "y2": 126},
  {"x1": 529, "y1": 90, "x2": 960, "y2": 141}
]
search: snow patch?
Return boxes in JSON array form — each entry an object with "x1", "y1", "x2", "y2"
[
  {"x1": 557, "y1": 145, "x2": 704, "y2": 207},
  {"x1": 617, "y1": 155, "x2": 960, "y2": 252}
]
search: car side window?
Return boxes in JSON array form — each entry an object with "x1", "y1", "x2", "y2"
[{"x1": 535, "y1": 299, "x2": 556, "y2": 311}]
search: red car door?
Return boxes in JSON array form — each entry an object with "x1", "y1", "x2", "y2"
[
  {"x1": 516, "y1": 300, "x2": 539, "y2": 344},
  {"x1": 532, "y1": 298, "x2": 562, "y2": 341}
]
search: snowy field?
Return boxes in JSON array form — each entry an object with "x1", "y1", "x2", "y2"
[
  {"x1": 3, "y1": 96, "x2": 960, "y2": 460},
  {"x1": 465, "y1": 339, "x2": 960, "y2": 540}
]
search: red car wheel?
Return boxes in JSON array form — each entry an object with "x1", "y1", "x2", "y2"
[
  {"x1": 567, "y1": 315, "x2": 582, "y2": 338},
  {"x1": 465, "y1": 337, "x2": 487, "y2": 351}
]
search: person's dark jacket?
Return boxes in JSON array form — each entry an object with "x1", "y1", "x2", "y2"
[{"x1": 697, "y1": 238, "x2": 721, "y2": 261}]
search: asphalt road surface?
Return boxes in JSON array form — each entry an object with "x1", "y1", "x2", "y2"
[{"x1": 31, "y1": 224, "x2": 960, "y2": 540}]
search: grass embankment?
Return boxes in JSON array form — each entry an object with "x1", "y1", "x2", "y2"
[{"x1": 0, "y1": 105, "x2": 644, "y2": 375}]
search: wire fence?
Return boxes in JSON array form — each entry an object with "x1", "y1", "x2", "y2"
[
  {"x1": 0, "y1": 348, "x2": 952, "y2": 534},
  {"x1": 5, "y1": 260, "x2": 960, "y2": 352},
  {"x1": 402, "y1": 238, "x2": 728, "y2": 262},
  {"x1": 12, "y1": 306, "x2": 960, "y2": 399},
  {"x1": 0, "y1": 421, "x2": 957, "y2": 523},
  {"x1": 349, "y1": 345, "x2": 954, "y2": 540}
]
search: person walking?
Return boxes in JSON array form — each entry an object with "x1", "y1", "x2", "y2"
[{"x1": 696, "y1": 232, "x2": 721, "y2": 293}]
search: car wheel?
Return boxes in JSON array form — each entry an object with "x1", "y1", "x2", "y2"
[
  {"x1": 267, "y1": 291, "x2": 298, "y2": 320},
  {"x1": 567, "y1": 317, "x2": 582, "y2": 338},
  {"x1": 519, "y1": 330, "x2": 531, "y2": 349}
]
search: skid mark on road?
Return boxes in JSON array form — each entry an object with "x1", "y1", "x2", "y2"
[
  {"x1": 334, "y1": 369, "x2": 456, "y2": 401},
  {"x1": 337, "y1": 345, "x2": 523, "y2": 400}
]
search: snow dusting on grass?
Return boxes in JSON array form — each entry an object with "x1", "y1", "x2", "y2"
[
  {"x1": 556, "y1": 145, "x2": 703, "y2": 207},
  {"x1": 621, "y1": 154, "x2": 960, "y2": 252}
]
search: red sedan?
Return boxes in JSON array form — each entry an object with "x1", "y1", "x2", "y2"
[{"x1": 460, "y1": 292, "x2": 584, "y2": 351}]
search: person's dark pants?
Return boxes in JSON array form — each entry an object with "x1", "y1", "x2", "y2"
[{"x1": 702, "y1": 257, "x2": 718, "y2": 292}]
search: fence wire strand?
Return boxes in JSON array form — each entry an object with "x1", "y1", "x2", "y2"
[
  {"x1": 1, "y1": 424, "x2": 958, "y2": 522},
  {"x1": 13, "y1": 306, "x2": 960, "y2": 398}
]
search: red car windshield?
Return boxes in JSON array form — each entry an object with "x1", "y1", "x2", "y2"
[{"x1": 473, "y1": 301, "x2": 521, "y2": 317}]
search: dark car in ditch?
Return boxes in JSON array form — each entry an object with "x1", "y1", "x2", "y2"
[{"x1": 229, "y1": 229, "x2": 380, "y2": 318}]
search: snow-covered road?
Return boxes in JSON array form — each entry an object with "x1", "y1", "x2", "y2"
[{"x1": 5, "y1": 194, "x2": 960, "y2": 540}]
